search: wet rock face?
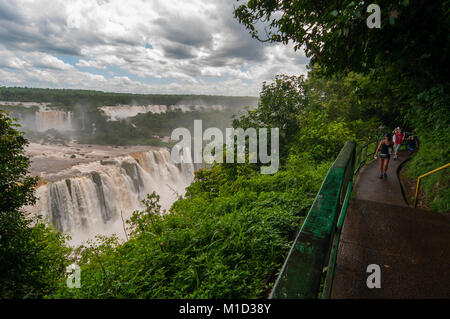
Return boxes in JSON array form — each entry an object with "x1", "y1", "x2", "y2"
[
  {"x1": 49, "y1": 183, "x2": 65, "y2": 232},
  {"x1": 90, "y1": 171, "x2": 114, "y2": 223},
  {"x1": 121, "y1": 161, "x2": 145, "y2": 194},
  {"x1": 101, "y1": 160, "x2": 118, "y2": 166}
]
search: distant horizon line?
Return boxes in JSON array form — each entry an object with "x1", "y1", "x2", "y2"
[{"x1": 0, "y1": 85, "x2": 260, "y2": 99}]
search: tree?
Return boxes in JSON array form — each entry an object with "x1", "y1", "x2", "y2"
[
  {"x1": 233, "y1": 75, "x2": 307, "y2": 164},
  {"x1": 0, "y1": 111, "x2": 70, "y2": 298},
  {"x1": 0, "y1": 112, "x2": 37, "y2": 212},
  {"x1": 234, "y1": 0, "x2": 449, "y2": 82},
  {"x1": 234, "y1": 0, "x2": 450, "y2": 171}
]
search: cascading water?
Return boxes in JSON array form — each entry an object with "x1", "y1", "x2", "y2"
[
  {"x1": 0, "y1": 102, "x2": 74, "y2": 132},
  {"x1": 100, "y1": 105, "x2": 170, "y2": 120},
  {"x1": 100, "y1": 104, "x2": 225, "y2": 121},
  {"x1": 30, "y1": 148, "x2": 195, "y2": 245},
  {"x1": 35, "y1": 110, "x2": 73, "y2": 131}
]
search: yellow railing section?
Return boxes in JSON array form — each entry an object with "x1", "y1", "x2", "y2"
[{"x1": 414, "y1": 163, "x2": 450, "y2": 208}]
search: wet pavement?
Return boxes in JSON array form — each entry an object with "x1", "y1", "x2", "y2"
[{"x1": 331, "y1": 151, "x2": 450, "y2": 298}]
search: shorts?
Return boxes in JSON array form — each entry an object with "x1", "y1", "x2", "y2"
[
  {"x1": 379, "y1": 153, "x2": 390, "y2": 159},
  {"x1": 394, "y1": 144, "x2": 401, "y2": 153}
]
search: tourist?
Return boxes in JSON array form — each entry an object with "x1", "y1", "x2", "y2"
[
  {"x1": 374, "y1": 133, "x2": 394, "y2": 179},
  {"x1": 393, "y1": 128, "x2": 405, "y2": 160},
  {"x1": 408, "y1": 134, "x2": 418, "y2": 153},
  {"x1": 392, "y1": 127, "x2": 398, "y2": 145}
]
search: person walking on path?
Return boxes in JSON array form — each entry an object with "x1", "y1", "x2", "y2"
[
  {"x1": 375, "y1": 134, "x2": 394, "y2": 179},
  {"x1": 392, "y1": 128, "x2": 405, "y2": 160},
  {"x1": 408, "y1": 134, "x2": 418, "y2": 153},
  {"x1": 392, "y1": 127, "x2": 397, "y2": 144}
]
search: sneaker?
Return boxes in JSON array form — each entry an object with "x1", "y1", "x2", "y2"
[
  {"x1": 379, "y1": 174, "x2": 383, "y2": 179},
  {"x1": 383, "y1": 173, "x2": 387, "y2": 179}
]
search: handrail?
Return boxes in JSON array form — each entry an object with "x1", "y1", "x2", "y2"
[
  {"x1": 323, "y1": 138, "x2": 377, "y2": 299},
  {"x1": 354, "y1": 139, "x2": 378, "y2": 175},
  {"x1": 414, "y1": 163, "x2": 450, "y2": 208},
  {"x1": 322, "y1": 181, "x2": 353, "y2": 298},
  {"x1": 269, "y1": 137, "x2": 379, "y2": 299},
  {"x1": 269, "y1": 141, "x2": 356, "y2": 298}
]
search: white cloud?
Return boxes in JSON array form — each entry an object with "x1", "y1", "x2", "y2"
[
  {"x1": 0, "y1": 0, "x2": 309, "y2": 96},
  {"x1": 26, "y1": 53, "x2": 74, "y2": 70}
]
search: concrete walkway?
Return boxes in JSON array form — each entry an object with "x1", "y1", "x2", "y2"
[{"x1": 331, "y1": 151, "x2": 450, "y2": 298}]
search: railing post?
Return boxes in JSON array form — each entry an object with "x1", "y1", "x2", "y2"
[{"x1": 414, "y1": 178, "x2": 421, "y2": 208}]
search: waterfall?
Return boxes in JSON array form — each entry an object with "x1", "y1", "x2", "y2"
[
  {"x1": 100, "y1": 104, "x2": 225, "y2": 121},
  {"x1": 100, "y1": 105, "x2": 171, "y2": 121},
  {"x1": 35, "y1": 110, "x2": 74, "y2": 131},
  {"x1": 30, "y1": 149, "x2": 195, "y2": 245}
]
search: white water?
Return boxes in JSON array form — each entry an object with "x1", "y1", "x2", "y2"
[
  {"x1": 30, "y1": 148, "x2": 194, "y2": 245},
  {"x1": 35, "y1": 110, "x2": 74, "y2": 131},
  {"x1": 0, "y1": 102, "x2": 74, "y2": 132},
  {"x1": 100, "y1": 104, "x2": 225, "y2": 121}
]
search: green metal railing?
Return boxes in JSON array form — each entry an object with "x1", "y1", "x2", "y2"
[
  {"x1": 322, "y1": 180, "x2": 353, "y2": 298},
  {"x1": 270, "y1": 138, "x2": 379, "y2": 299}
]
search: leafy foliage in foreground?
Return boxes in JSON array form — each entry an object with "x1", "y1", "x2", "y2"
[
  {"x1": 405, "y1": 137, "x2": 450, "y2": 212},
  {"x1": 0, "y1": 111, "x2": 70, "y2": 299}
]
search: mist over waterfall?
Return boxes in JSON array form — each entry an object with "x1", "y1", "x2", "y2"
[
  {"x1": 0, "y1": 103, "x2": 74, "y2": 132},
  {"x1": 30, "y1": 149, "x2": 194, "y2": 245},
  {"x1": 35, "y1": 110, "x2": 74, "y2": 131},
  {"x1": 100, "y1": 104, "x2": 225, "y2": 121}
]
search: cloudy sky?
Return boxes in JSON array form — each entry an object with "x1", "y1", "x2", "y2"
[{"x1": 0, "y1": 0, "x2": 309, "y2": 96}]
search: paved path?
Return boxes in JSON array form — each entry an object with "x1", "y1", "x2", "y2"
[
  {"x1": 353, "y1": 151, "x2": 409, "y2": 207},
  {"x1": 331, "y1": 151, "x2": 450, "y2": 298}
]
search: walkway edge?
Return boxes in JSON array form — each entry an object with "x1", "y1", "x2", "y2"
[{"x1": 396, "y1": 153, "x2": 414, "y2": 207}]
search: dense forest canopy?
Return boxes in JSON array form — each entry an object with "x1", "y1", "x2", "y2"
[
  {"x1": 0, "y1": 87, "x2": 259, "y2": 108},
  {"x1": 235, "y1": 0, "x2": 449, "y2": 136},
  {"x1": 234, "y1": 1, "x2": 449, "y2": 79}
]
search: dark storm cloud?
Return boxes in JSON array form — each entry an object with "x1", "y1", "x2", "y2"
[
  {"x1": 0, "y1": 1, "x2": 22, "y2": 22},
  {"x1": 0, "y1": 26, "x2": 80, "y2": 56},
  {"x1": 216, "y1": 39, "x2": 266, "y2": 62},
  {"x1": 0, "y1": 10, "x2": 85, "y2": 56},
  {"x1": 202, "y1": 2, "x2": 267, "y2": 66},
  {"x1": 161, "y1": 43, "x2": 196, "y2": 60},
  {"x1": 154, "y1": 16, "x2": 213, "y2": 48},
  {"x1": 199, "y1": 32, "x2": 267, "y2": 68},
  {"x1": 0, "y1": 2, "x2": 114, "y2": 57},
  {"x1": 152, "y1": 2, "x2": 267, "y2": 64}
]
